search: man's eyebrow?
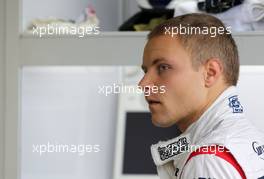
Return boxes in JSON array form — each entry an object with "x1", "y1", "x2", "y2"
[
  {"x1": 141, "y1": 58, "x2": 165, "y2": 71},
  {"x1": 152, "y1": 58, "x2": 165, "y2": 65}
]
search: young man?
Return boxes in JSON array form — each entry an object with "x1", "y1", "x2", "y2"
[{"x1": 138, "y1": 13, "x2": 264, "y2": 179}]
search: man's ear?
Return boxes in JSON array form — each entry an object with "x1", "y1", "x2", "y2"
[{"x1": 203, "y1": 58, "x2": 223, "y2": 88}]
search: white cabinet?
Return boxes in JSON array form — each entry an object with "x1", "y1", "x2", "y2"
[{"x1": 21, "y1": 66, "x2": 121, "y2": 179}]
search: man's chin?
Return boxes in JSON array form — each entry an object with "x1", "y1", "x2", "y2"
[{"x1": 151, "y1": 116, "x2": 174, "y2": 128}]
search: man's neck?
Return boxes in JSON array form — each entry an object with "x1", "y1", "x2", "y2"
[{"x1": 177, "y1": 85, "x2": 229, "y2": 132}]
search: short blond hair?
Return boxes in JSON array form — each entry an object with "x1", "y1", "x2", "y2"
[{"x1": 148, "y1": 13, "x2": 239, "y2": 86}]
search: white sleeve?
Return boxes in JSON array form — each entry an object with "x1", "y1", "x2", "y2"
[
  {"x1": 180, "y1": 154, "x2": 243, "y2": 179},
  {"x1": 156, "y1": 162, "x2": 176, "y2": 179}
]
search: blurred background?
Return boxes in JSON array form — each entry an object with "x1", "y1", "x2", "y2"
[{"x1": 23, "y1": 0, "x2": 264, "y2": 32}]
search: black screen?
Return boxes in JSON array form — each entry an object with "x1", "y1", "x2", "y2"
[{"x1": 122, "y1": 112, "x2": 181, "y2": 174}]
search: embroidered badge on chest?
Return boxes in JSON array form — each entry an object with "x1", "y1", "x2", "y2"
[
  {"x1": 228, "y1": 95, "x2": 243, "y2": 113},
  {"x1": 158, "y1": 136, "x2": 189, "y2": 161}
]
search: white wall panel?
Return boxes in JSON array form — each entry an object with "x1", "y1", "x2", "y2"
[{"x1": 21, "y1": 66, "x2": 121, "y2": 179}]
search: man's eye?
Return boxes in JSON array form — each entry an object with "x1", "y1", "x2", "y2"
[{"x1": 158, "y1": 64, "x2": 170, "y2": 73}]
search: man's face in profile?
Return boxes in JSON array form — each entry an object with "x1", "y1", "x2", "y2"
[{"x1": 139, "y1": 35, "x2": 207, "y2": 129}]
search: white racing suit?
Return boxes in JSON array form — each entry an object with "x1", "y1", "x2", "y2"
[{"x1": 151, "y1": 86, "x2": 264, "y2": 179}]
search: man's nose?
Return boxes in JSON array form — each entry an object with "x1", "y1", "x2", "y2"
[{"x1": 138, "y1": 74, "x2": 154, "y2": 94}]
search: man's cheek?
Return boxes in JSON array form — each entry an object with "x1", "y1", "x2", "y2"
[
  {"x1": 158, "y1": 85, "x2": 166, "y2": 94},
  {"x1": 167, "y1": 91, "x2": 183, "y2": 110}
]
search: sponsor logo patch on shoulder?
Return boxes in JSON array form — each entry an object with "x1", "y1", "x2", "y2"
[
  {"x1": 252, "y1": 141, "x2": 264, "y2": 160},
  {"x1": 228, "y1": 95, "x2": 243, "y2": 113},
  {"x1": 158, "y1": 136, "x2": 190, "y2": 161}
]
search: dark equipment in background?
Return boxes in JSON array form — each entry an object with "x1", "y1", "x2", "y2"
[
  {"x1": 122, "y1": 112, "x2": 181, "y2": 174},
  {"x1": 119, "y1": 8, "x2": 174, "y2": 31},
  {"x1": 198, "y1": 0, "x2": 244, "y2": 13},
  {"x1": 119, "y1": 0, "x2": 245, "y2": 31},
  {"x1": 119, "y1": 0, "x2": 175, "y2": 31}
]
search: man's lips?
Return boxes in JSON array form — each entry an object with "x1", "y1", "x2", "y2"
[{"x1": 146, "y1": 98, "x2": 161, "y2": 105}]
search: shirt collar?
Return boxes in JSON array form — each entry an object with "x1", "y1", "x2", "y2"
[
  {"x1": 151, "y1": 86, "x2": 245, "y2": 166},
  {"x1": 183, "y1": 85, "x2": 245, "y2": 144}
]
